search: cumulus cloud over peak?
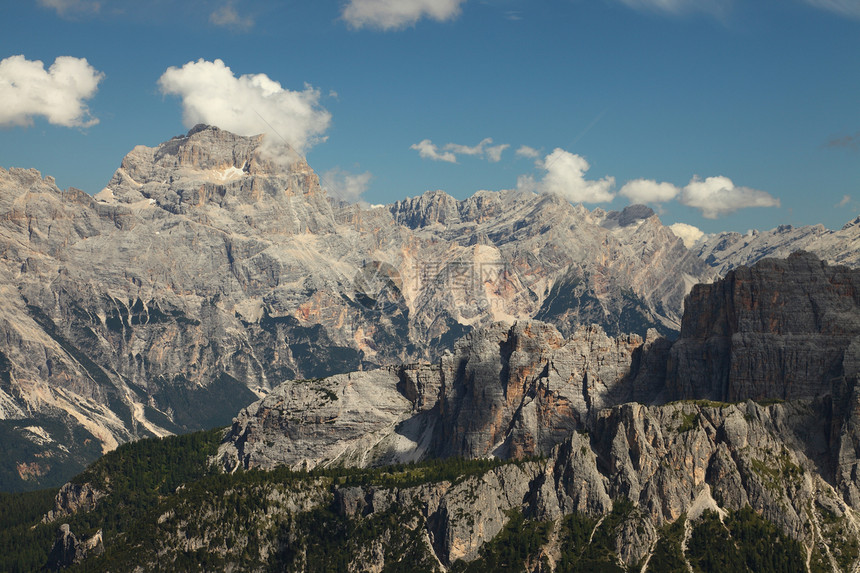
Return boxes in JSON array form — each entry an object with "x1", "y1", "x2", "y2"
[
  {"x1": 0, "y1": 55, "x2": 104, "y2": 128},
  {"x1": 668, "y1": 222, "x2": 704, "y2": 248},
  {"x1": 342, "y1": 0, "x2": 467, "y2": 30},
  {"x1": 519, "y1": 148, "x2": 615, "y2": 204},
  {"x1": 158, "y1": 59, "x2": 331, "y2": 157},
  {"x1": 619, "y1": 178, "x2": 680, "y2": 204},
  {"x1": 680, "y1": 175, "x2": 780, "y2": 219},
  {"x1": 516, "y1": 145, "x2": 541, "y2": 159}
]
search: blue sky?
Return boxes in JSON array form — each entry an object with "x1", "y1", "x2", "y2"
[{"x1": 1, "y1": 0, "x2": 858, "y2": 235}]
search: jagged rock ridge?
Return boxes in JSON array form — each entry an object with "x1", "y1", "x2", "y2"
[{"x1": 697, "y1": 218, "x2": 860, "y2": 274}]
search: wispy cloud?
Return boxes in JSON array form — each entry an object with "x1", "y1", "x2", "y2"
[
  {"x1": 836, "y1": 195, "x2": 852, "y2": 208},
  {"x1": 210, "y1": 1, "x2": 254, "y2": 31},
  {"x1": 158, "y1": 59, "x2": 331, "y2": 157},
  {"x1": 803, "y1": 0, "x2": 860, "y2": 19},
  {"x1": 37, "y1": 0, "x2": 101, "y2": 17},
  {"x1": 412, "y1": 137, "x2": 509, "y2": 163},
  {"x1": 342, "y1": 0, "x2": 467, "y2": 30},
  {"x1": 518, "y1": 148, "x2": 615, "y2": 204},
  {"x1": 321, "y1": 167, "x2": 373, "y2": 203},
  {"x1": 0, "y1": 55, "x2": 104, "y2": 128},
  {"x1": 613, "y1": 0, "x2": 733, "y2": 16},
  {"x1": 826, "y1": 131, "x2": 860, "y2": 150},
  {"x1": 515, "y1": 145, "x2": 541, "y2": 159}
]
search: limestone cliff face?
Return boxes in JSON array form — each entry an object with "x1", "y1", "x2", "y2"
[
  {"x1": 223, "y1": 252, "x2": 860, "y2": 472},
  {"x1": 667, "y1": 251, "x2": 860, "y2": 402}
]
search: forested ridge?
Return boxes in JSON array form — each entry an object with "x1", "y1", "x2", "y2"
[{"x1": 0, "y1": 428, "x2": 816, "y2": 572}]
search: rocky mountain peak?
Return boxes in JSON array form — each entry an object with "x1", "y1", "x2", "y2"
[
  {"x1": 601, "y1": 204, "x2": 656, "y2": 228},
  {"x1": 389, "y1": 189, "x2": 462, "y2": 228},
  {"x1": 843, "y1": 215, "x2": 860, "y2": 230},
  {"x1": 92, "y1": 124, "x2": 331, "y2": 235}
]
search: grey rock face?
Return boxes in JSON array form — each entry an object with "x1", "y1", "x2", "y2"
[
  {"x1": 221, "y1": 320, "x2": 652, "y2": 471},
  {"x1": 46, "y1": 523, "x2": 103, "y2": 570},
  {"x1": 43, "y1": 482, "x2": 105, "y2": 522},
  {"x1": 667, "y1": 251, "x2": 860, "y2": 402}
]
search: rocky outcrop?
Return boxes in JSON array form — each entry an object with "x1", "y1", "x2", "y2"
[
  {"x1": 42, "y1": 482, "x2": 105, "y2": 522},
  {"x1": 46, "y1": 524, "x2": 103, "y2": 570},
  {"x1": 218, "y1": 369, "x2": 417, "y2": 471},
  {"x1": 220, "y1": 321, "x2": 655, "y2": 471},
  {"x1": 667, "y1": 251, "x2": 860, "y2": 402}
]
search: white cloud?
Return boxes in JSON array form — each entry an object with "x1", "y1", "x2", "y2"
[
  {"x1": 619, "y1": 178, "x2": 680, "y2": 204},
  {"x1": 210, "y1": 1, "x2": 254, "y2": 31},
  {"x1": 321, "y1": 168, "x2": 372, "y2": 203},
  {"x1": 342, "y1": 0, "x2": 467, "y2": 30},
  {"x1": 0, "y1": 55, "x2": 104, "y2": 128},
  {"x1": 38, "y1": 0, "x2": 100, "y2": 17},
  {"x1": 445, "y1": 138, "x2": 508, "y2": 162},
  {"x1": 680, "y1": 175, "x2": 780, "y2": 219},
  {"x1": 411, "y1": 137, "x2": 508, "y2": 163},
  {"x1": 519, "y1": 148, "x2": 615, "y2": 204},
  {"x1": 804, "y1": 0, "x2": 860, "y2": 19},
  {"x1": 668, "y1": 222, "x2": 704, "y2": 248},
  {"x1": 516, "y1": 145, "x2": 540, "y2": 159},
  {"x1": 411, "y1": 139, "x2": 457, "y2": 163},
  {"x1": 484, "y1": 142, "x2": 510, "y2": 163},
  {"x1": 445, "y1": 138, "x2": 491, "y2": 157},
  {"x1": 836, "y1": 194, "x2": 851, "y2": 208},
  {"x1": 157, "y1": 59, "x2": 331, "y2": 158}
]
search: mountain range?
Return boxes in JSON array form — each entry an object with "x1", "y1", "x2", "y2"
[{"x1": 0, "y1": 125, "x2": 858, "y2": 496}]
